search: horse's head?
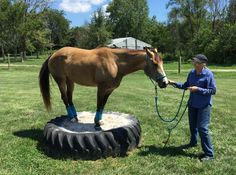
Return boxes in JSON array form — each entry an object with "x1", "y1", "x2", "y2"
[{"x1": 144, "y1": 48, "x2": 168, "y2": 88}]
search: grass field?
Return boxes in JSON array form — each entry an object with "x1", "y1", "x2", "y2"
[{"x1": 0, "y1": 58, "x2": 236, "y2": 175}]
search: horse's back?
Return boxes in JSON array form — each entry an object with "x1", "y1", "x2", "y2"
[
  {"x1": 50, "y1": 47, "x2": 90, "y2": 61},
  {"x1": 48, "y1": 47, "x2": 118, "y2": 86},
  {"x1": 49, "y1": 47, "x2": 114, "y2": 62}
]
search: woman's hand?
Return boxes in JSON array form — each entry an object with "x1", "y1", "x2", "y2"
[
  {"x1": 188, "y1": 86, "x2": 199, "y2": 92},
  {"x1": 168, "y1": 79, "x2": 176, "y2": 86}
]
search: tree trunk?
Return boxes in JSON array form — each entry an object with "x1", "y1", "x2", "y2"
[
  {"x1": 212, "y1": 15, "x2": 216, "y2": 32},
  {"x1": 22, "y1": 51, "x2": 26, "y2": 62},
  {"x1": 1, "y1": 45, "x2": 5, "y2": 61},
  {"x1": 14, "y1": 48, "x2": 17, "y2": 59}
]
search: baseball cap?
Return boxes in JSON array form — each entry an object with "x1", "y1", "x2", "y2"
[{"x1": 192, "y1": 54, "x2": 208, "y2": 63}]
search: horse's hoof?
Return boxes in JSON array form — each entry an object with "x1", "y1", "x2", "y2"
[
  {"x1": 94, "y1": 123, "x2": 102, "y2": 131},
  {"x1": 98, "y1": 120, "x2": 104, "y2": 125},
  {"x1": 74, "y1": 116, "x2": 81, "y2": 122},
  {"x1": 94, "y1": 119, "x2": 104, "y2": 125},
  {"x1": 94, "y1": 120, "x2": 104, "y2": 130},
  {"x1": 71, "y1": 117, "x2": 79, "y2": 122}
]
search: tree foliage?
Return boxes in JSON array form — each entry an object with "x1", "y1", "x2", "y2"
[
  {"x1": 166, "y1": 0, "x2": 236, "y2": 64},
  {"x1": 87, "y1": 8, "x2": 111, "y2": 48},
  {"x1": 227, "y1": 0, "x2": 236, "y2": 23},
  {"x1": 0, "y1": 0, "x2": 50, "y2": 57},
  {"x1": 0, "y1": 0, "x2": 235, "y2": 64},
  {"x1": 107, "y1": 0, "x2": 149, "y2": 41},
  {"x1": 43, "y1": 9, "x2": 70, "y2": 49}
]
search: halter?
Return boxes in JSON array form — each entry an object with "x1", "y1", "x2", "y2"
[
  {"x1": 156, "y1": 75, "x2": 166, "y2": 81},
  {"x1": 145, "y1": 54, "x2": 166, "y2": 83}
]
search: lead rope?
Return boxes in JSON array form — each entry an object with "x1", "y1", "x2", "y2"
[{"x1": 148, "y1": 77, "x2": 188, "y2": 147}]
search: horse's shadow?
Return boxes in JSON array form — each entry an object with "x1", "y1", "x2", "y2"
[
  {"x1": 13, "y1": 128, "x2": 87, "y2": 160},
  {"x1": 138, "y1": 145, "x2": 198, "y2": 158}
]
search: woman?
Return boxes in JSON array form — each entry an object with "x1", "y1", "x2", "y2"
[{"x1": 168, "y1": 54, "x2": 216, "y2": 161}]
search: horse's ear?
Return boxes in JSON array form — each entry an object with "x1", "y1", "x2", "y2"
[
  {"x1": 154, "y1": 48, "x2": 158, "y2": 53},
  {"x1": 145, "y1": 47, "x2": 154, "y2": 58}
]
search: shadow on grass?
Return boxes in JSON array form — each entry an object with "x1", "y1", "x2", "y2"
[
  {"x1": 138, "y1": 145, "x2": 198, "y2": 158},
  {"x1": 13, "y1": 129, "x2": 43, "y2": 141},
  {"x1": 13, "y1": 129, "x2": 95, "y2": 161}
]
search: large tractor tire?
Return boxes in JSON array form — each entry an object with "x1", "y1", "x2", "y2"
[{"x1": 43, "y1": 112, "x2": 141, "y2": 159}]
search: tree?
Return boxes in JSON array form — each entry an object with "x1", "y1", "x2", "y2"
[
  {"x1": 76, "y1": 26, "x2": 90, "y2": 48},
  {"x1": 207, "y1": 0, "x2": 228, "y2": 32},
  {"x1": 88, "y1": 8, "x2": 112, "y2": 48},
  {"x1": 0, "y1": 0, "x2": 50, "y2": 58},
  {"x1": 146, "y1": 17, "x2": 173, "y2": 54},
  {"x1": 227, "y1": 0, "x2": 236, "y2": 23},
  {"x1": 67, "y1": 27, "x2": 80, "y2": 47},
  {"x1": 0, "y1": 0, "x2": 11, "y2": 58},
  {"x1": 191, "y1": 23, "x2": 213, "y2": 55},
  {"x1": 107, "y1": 0, "x2": 149, "y2": 40},
  {"x1": 5, "y1": 1, "x2": 27, "y2": 57},
  {"x1": 77, "y1": 8, "x2": 111, "y2": 49},
  {"x1": 204, "y1": 24, "x2": 236, "y2": 64},
  {"x1": 16, "y1": 0, "x2": 49, "y2": 58},
  {"x1": 167, "y1": 0, "x2": 208, "y2": 38},
  {"x1": 43, "y1": 9, "x2": 70, "y2": 49},
  {"x1": 26, "y1": 13, "x2": 50, "y2": 57},
  {"x1": 167, "y1": 0, "x2": 208, "y2": 59}
]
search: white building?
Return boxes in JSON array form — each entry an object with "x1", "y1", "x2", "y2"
[{"x1": 107, "y1": 37, "x2": 151, "y2": 50}]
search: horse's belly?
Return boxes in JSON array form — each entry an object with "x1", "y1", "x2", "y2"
[
  {"x1": 66, "y1": 66, "x2": 97, "y2": 87},
  {"x1": 74, "y1": 79, "x2": 97, "y2": 87}
]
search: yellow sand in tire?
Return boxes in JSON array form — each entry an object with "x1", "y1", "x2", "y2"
[{"x1": 58, "y1": 112, "x2": 137, "y2": 133}]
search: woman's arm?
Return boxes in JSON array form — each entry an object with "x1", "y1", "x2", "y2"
[
  {"x1": 197, "y1": 73, "x2": 216, "y2": 95},
  {"x1": 168, "y1": 74, "x2": 190, "y2": 90}
]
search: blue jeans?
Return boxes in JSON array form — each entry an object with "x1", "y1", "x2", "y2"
[{"x1": 188, "y1": 105, "x2": 214, "y2": 157}]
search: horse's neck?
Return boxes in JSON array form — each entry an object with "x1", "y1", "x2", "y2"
[{"x1": 114, "y1": 50, "x2": 146, "y2": 75}]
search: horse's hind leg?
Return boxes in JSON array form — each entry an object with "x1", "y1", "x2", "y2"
[
  {"x1": 66, "y1": 78, "x2": 77, "y2": 118},
  {"x1": 56, "y1": 78, "x2": 74, "y2": 119}
]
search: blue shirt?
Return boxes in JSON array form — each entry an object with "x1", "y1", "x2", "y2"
[{"x1": 175, "y1": 68, "x2": 216, "y2": 108}]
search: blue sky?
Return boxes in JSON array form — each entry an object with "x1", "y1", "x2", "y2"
[{"x1": 51, "y1": 0, "x2": 170, "y2": 27}]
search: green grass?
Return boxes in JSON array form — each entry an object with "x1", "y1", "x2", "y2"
[
  {"x1": 0, "y1": 58, "x2": 236, "y2": 175},
  {"x1": 0, "y1": 56, "x2": 46, "y2": 66}
]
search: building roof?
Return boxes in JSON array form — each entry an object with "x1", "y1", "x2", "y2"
[{"x1": 107, "y1": 37, "x2": 151, "y2": 50}]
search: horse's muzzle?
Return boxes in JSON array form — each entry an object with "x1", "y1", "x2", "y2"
[
  {"x1": 159, "y1": 81, "x2": 167, "y2": 88},
  {"x1": 157, "y1": 77, "x2": 168, "y2": 88}
]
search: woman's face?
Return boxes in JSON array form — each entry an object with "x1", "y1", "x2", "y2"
[{"x1": 192, "y1": 61, "x2": 204, "y2": 71}]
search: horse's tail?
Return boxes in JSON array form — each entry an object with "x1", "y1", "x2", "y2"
[{"x1": 39, "y1": 56, "x2": 51, "y2": 110}]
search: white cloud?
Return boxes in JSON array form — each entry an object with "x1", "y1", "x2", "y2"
[
  {"x1": 91, "y1": 0, "x2": 105, "y2": 5},
  {"x1": 59, "y1": 0, "x2": 106, "y2": 13},
  {"x1": 102, "y1": 4, "x2": 110, "y2": 16},
  {"x1": 102, "y1": 3, "x2": 108, "y2": 12}
]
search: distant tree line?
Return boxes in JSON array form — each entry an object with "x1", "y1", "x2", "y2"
[{"x1": 0, "y1": 0, "x2": 235, "y2": 64}]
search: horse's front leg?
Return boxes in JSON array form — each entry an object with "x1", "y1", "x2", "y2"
[{"x1": 95, "y1": 84, "x2": 115, "y2": 128}]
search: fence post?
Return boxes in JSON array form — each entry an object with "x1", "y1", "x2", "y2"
[
  {"x1": 178, "y1": 56, "x2": 181, "y2": 74},
  {"x1": 8, "y1": 53, "x2": 10, "y2": 70},
  {"x1": 21, "y1": 52, "x2": 24, "y2": 62}
]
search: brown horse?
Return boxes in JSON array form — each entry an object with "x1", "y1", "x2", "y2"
[{"x1": 39, "y1": 47, "x2": 168, "y2": 128}]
